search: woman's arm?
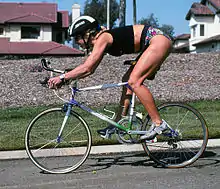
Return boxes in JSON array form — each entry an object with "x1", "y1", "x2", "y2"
[
  {"x1": 48, "y1": 32, "x2": 112, "y2": 88},
  {"x1": 66, "y1": 32, "x2": 112, "y2": 79}
]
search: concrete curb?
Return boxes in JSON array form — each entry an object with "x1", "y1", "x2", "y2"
[{"x1": 0, "y1": 139, "x2": 219, "y2": 160}]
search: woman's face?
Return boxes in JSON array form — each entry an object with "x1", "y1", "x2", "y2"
[
  {"x1": 74, "y1": 34, "x2": 86, "y2": 49},
  {"x1": 74, "y1": 32, "x2": 94, "y2": 49}
]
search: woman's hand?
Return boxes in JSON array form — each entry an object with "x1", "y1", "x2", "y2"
[{"x1": 48, "y1": 76, "x2": 63, "y2": 89}]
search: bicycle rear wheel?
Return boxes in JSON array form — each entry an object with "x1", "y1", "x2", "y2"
[
  {"x1": 25, "y1": 108, "x2": 92, "y2": 174},
  {"x1": 141, "y1": 102, "x2": 208, "y2": 168}
]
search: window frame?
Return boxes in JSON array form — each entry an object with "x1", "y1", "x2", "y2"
[
  {"x1": 0, "y1": 26, "x2": 4, "y2": 35},
  {"x1": 20, "y1": 25, "x2": 41, "y2": 40},
  {"x1": 200, "y1": 24, "x2": 205, "y2": 36},
  {"x1": 191, "y1": 25, "x2": 197, "y2": 38}
]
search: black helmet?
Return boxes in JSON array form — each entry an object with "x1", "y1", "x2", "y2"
[{"x1": 69, "y1": 15, "x2": 100, "y2": 37}]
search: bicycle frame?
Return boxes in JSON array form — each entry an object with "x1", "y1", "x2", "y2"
[
  {"x1": 40, "y1": 58, "x2": 148, "y2": 138},
  {"x1": 58, "y1": 81, "x2": 147, "y2": 138}
]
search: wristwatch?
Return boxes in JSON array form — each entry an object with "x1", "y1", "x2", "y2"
[{"x1": 59, "y1": 74, "x2": 65, "y2": 82}]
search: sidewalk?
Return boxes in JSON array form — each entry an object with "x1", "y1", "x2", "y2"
[{"x1": 1, "y1": 139, "x2": 220, "y2": 160}]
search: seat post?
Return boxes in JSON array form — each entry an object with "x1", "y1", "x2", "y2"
[{"x1": 128, "y1": 92, "x2": 136, "y2": 123}]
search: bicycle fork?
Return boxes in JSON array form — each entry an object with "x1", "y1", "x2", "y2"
[{"x1": 56, "y1": 104, "x2": 72, "y2": 143}]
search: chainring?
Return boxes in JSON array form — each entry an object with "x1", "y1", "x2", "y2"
[{"x1": 115, "y1": 117, "x2": 142, "y2": 144}]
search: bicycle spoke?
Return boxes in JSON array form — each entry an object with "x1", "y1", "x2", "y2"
[
  {"x1": 61, "y1": 123, "x2": 83, "y2": 140},
  {"x1": 176, "y1": 109, "x2": 190, "y2": 131},
  {"x1": 30, "y1": 139, "x2": 57, "y2": 153},
  {"x1": 142, "y1": 103, "x2": 208, "y2": 168},
  {"x1": 25, "y1": 108, "x2": 91, "y2": 173}
]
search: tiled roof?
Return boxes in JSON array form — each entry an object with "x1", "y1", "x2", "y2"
[
  {"x1": 192, "y1": 34, "x2": 220, "y2": 46},
  {"x1": 7, "y1": 14, "x2": 55, "y2": 23},
  {"x1": 210, "y1": 0, "x2": 220, "y2": 8},
  {"x1": 0, "y1": 2, "x2": 68, "y2": 27},
  {"x1": 186, "y1": 2, "x2": 214, "y2": 20},
  {"x1": 174, "y1": 34, "x2": 191, "y2": 40},
  {"x1": 174, "y1": 42, "x2": 190, "y2": 50},
  {"x1": 201, "y1": 0, "x2": 220, "y2": 9},
  {"x1": 0, "y1": 38, "x2": 10, "y2": 53},
  {"x1": 0, "y1": 38, "x2": 84, "y2": 56}
]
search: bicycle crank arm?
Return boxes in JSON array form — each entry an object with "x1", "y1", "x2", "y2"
[{"x1": 127, "y1": 130, "x2": 148, "y2": 135}]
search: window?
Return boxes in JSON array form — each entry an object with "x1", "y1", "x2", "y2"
[
  {"x1": 0, "y1": 27, "x2": 4, "y2": 35},
  {"x1": 192, "y1": 25, "x2": 196, "y2": 38},
  {"x1": 200, "y1": 24, "x2": 205, "y2": 36},
  {"x1": 21, "y1": 25, "x2": 40, "y2": 39}
]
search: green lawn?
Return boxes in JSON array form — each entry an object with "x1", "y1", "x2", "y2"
[{"x1": 0, "y1": 100, "x2": 219, "y2": 151}]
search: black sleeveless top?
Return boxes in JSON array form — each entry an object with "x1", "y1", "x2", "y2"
[
  {"x1": 105, "y1": 26, "x2": 134, "y2": 56},
  {"x1": 105, "y1": 25, "x2": 150, "y2": 56}
]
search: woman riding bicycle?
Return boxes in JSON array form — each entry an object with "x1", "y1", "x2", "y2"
[{"x1": 48, "y1": 15, "x2": 173, "y2": 140}]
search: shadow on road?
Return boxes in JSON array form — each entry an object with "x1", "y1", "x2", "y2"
[
  {"x1": 37, "y1": 148, "x2": 219, "y2": 174},
  {"x1": 192, "y1": 149, "x2": 220, "y2": 169},
  {"x1": 74, "y1": 148, "x2": 219, "y2": 173},
  {"x1": 74, "y1": 152, "x2": 154, "y2": 173}
]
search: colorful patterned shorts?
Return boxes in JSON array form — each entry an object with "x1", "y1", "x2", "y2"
[{"x1": 144, "y1": 26, "x2": 172, "y2": 47}]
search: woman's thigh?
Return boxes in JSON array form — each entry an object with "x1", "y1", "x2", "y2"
[{"x1": 129, "y1": 35, "x2": 172, "y2": 86}]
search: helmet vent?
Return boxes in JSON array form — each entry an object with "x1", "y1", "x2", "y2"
[{"x1": 74, "y1": 21, "x2": 86, "y2": 29}]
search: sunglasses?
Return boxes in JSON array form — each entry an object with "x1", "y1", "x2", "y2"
[{"x1": 74, "y1": 35, "x2": 83, "y2": 41}]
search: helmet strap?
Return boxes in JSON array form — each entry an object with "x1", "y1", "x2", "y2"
[
  {"x1": 82, "y1": 37, "x2": 90, "y2": 54},
  {"x1": 83, "y1": 32, "x2": 94, "y2": 54}
]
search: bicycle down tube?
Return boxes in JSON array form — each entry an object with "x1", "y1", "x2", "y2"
[{"x1": 66, "y1": 82, "x2": 148, "y2": 135}]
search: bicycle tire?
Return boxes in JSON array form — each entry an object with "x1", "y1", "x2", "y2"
[
  {"x1": 25, "y1": 108, "x2": 92, "y2": 174},
  {"x1": 141, "y1": 102, "x2": 208, "y2": 168}
]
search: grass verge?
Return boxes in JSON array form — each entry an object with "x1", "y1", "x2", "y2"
[{"x1": 0, "y1": 100, "x2": 219, "y2": 151}]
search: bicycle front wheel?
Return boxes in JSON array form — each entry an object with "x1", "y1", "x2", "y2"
[
  {"x1": 25, "y1": 108, "x2": 92, "y2": 174},
  {"x1": 142, "y1": 102, "x2": 208, "y2": 168}
]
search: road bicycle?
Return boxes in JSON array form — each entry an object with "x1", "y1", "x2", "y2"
[{"x1": 25, "y1": 58, "x2": 208, "y2": 174}]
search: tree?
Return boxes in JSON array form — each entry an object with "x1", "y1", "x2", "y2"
[
  {"x1": 84, "y1": 0, "x2": 119, "y2": 29},
  {"x1": 119, "y1": 0, "x2": 126, "y2": 27},
  {"x1": 138, "y1": 13, "x2": 159, "y2": 28},
  {"x1": 138, "y1": 13, "x2": 174, "y2": 37},
  {"x1": 160, "y1": 24, "x2": 175, "y2": 37}
]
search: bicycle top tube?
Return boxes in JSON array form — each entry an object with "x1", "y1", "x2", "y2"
[{"x1": 78, "y1": 82, "x2": 129, "y2": 92}]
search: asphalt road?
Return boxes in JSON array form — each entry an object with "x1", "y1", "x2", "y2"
[{"x1": 1, "y1": 147, "x2": 220, "y2": 189}]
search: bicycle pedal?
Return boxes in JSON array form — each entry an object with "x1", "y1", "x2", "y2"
[
  {"x1": 130, "y1": 139, "x2": 138, "y2": 144},
  {"x1": 100, "y1": 133, "x2": 112, "y2": 139},
  {"x1": 145, "y1": 137, "x2": 157, "y2": 143}
]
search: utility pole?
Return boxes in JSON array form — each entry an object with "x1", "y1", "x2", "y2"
[
  {"x1": 107, "y1": 0, "x2": 110, "y2": 29},
  {"x1": 133, "y1": 0, "x2": 136, "y2": 25},
  {"x1": 119, "y1": 0, "x2": 126, "y2": 27}
]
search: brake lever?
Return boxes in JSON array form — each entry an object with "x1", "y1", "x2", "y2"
[
  {"x1": 41, "y1": 58, "x2": 65, "y2": 74},
  {"x1": 39, "y1": 77, "x2": 49, "y2": 87}
]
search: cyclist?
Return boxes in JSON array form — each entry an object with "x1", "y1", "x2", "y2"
[{"x1": 48, "y1": 15, "x2": 173, "y2": 140}]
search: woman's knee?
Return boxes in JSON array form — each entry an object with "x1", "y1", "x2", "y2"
[{"x1": 128, "y1": 77, "x2": 142, "y2": 90}]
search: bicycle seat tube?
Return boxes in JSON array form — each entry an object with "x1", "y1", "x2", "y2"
[{"x1": 128, "y1": 93, "x2": 136, "y2": 124}]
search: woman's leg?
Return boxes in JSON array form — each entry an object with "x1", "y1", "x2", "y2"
[
  {"x1": 97, "y1": 66, "x2": 133, "y2": 138},
  {"x1": 128, "y1": 35, "x2": 172, "y2": 127},
  {"x1": 115, "y1": 65, "x2": 134, "y2": 120}
]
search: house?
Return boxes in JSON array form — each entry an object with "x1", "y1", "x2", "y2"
[
  {"x1": 173, "y1": 34, "x2": 190, "y2": 53},
  {"x1": 0, "y1": 2, "x2": 83, "y2": 56},
  {"x1": 185, "y1": 0, "x2": 220, "y2": 53}
]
